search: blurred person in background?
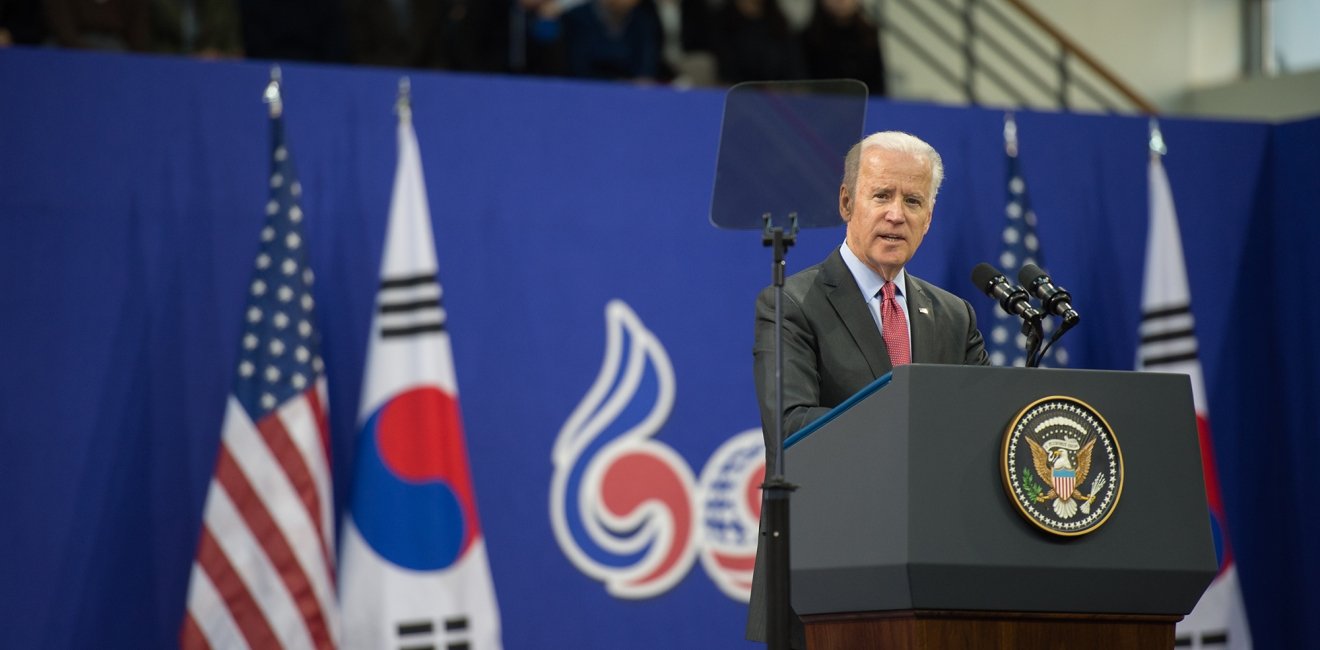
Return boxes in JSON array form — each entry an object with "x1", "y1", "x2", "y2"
[
  {"x1": 509, "y1": 0, "x2": 568, "y2": 75},
  {"x1": 149, "y1": 0, "x2": 242, "y2": 58},
  {"x1": 655, "y1": 0, "x2": 716, "y2": 86},
  {"x1": 236, "y1": 0, "x2": 348, "y2": 62},
  {"x1": 347, "y1": 0, "x2": 505, "y2": 71},
  {"x1": 801, "y1": 0, "x2": 884, "y2": 95},
  {"x1": 44, "y1": 0, "x2": 149, "y2": 51},
  {"x1": 562, "y1": 0, "x2": 662, "y2": 81},
  {"x1": 712, "y1": 0, "x2": 803, "y2": 84},
  {"x1": 1, "y1": 0, "x2": 47, "y2": 46}
]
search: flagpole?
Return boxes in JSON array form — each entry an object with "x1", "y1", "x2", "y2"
[
  {"x1": 397, "y1": 76, "x2": 411, "y2": 123},
  {"x1": 1004, "y1": 111, "x2": 1018, "y2": 158},
  {"x1": 264, "y1": 65, "x2": 282, "y2": 119},
  {"x1": 1149, "y1": 117, "x2": 1167, "y2": 159}
]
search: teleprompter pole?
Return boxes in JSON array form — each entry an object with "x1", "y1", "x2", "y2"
[{"x1": 762, "y1": 213, "x2": 799, "y2": 650}]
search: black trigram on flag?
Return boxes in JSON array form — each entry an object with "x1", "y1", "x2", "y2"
[
  {"x1": 379, "y1": 273, "x2": 446, "y2": 339},
  {"x1": 396, "y1": 616, "x2": 470, "y2": 650},
  {"x1": 1138, "y1": 304, "x2": 1198, "y2": 368}
]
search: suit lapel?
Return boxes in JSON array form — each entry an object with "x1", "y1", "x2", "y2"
[
  {"x1": 907, "y1": 275, "x2": 938, "y2": 363},
  {"x1": 821, "y1": 250, "x2": 892, "y2": 378}
]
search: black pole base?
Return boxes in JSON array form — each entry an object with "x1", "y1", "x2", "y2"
[{"x1": 763, "y1": 477, "x2": 798, "y2": 650}]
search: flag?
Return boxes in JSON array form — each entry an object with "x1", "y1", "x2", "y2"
[
  {"x1": 987, "y1": 114, "x2": 1068, "y2": 368},
  {"x1": 181, "y1": 102, "x2": 340, "y2": 649},
  {"x1": 1142, "y1": 144, "x2": 1252, "y2": 649},
  {"x1": 339, "y1": 97, "x2": 503, "y2": 649}
]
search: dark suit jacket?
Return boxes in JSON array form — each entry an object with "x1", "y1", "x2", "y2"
[{"x1": 747, "y1": 248, "x2": 989, "y2": 644}]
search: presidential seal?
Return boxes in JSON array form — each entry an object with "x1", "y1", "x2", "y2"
[{"x1": 1002, "y1": 396, "x2": 1123, "y2": 536}]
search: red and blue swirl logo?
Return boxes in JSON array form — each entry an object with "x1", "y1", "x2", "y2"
[
  {"x1": 352, "y1": 386, "x2": 480, "y2": 571},
  {"x1": 550, "y1": 300, "x2": 763, "y2": 601}
]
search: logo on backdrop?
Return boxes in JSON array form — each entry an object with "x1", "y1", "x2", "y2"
[
  {"x1": 550, "y1": 300, "x2": 763, "y2": 601},
  {"x1": 696, "y1": 429, "x2": 764, "y2": 600},
  {"x1": 1001, "y1": 396, "x2": 1123, "y2": 536}
]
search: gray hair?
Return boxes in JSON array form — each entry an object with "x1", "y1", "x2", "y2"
[{"x1": 841, "y1": 131, "x2": 945, "y2": 204}]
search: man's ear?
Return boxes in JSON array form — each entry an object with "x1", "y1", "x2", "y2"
[{"x1": 839, "y1": 184, "x2": 851, "y2": 222}]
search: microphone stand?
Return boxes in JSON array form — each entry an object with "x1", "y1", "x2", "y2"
[
  {"x1": 762, "y1": 213, "x2": 798, "y2": 650},
  {"x1": 1028, "y1": 316, "x2": 1076, "y2": 368},
  {"x1": 1023, "y1": 314, "x2": 1045, "y2": 369}
]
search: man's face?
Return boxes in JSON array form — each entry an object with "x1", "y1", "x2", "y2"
[{"x1": 840, "y1": 147, "x2": 934, "y2": 281}]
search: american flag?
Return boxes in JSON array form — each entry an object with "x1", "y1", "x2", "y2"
[
  {"x1": 988, "y1": 114, "x2": 1068, "y2": 368},
  {"x1": 181, "y1": 101, "x2": 340, "y2": 650}
]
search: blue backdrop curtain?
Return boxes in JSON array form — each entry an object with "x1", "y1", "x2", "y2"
[{"x1": 0, "y1": 48, "x2": 1316, "y2": 648}]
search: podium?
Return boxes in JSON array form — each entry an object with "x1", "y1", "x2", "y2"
[{"x1": 784, "y1": 365, "x2": 1218, "y2": 649}]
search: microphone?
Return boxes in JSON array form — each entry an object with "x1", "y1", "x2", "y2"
[
  {"x1": 1018, "y1": 263, "x2": 1080, "y2": 327},
  {"x1": 971, "y1": 263, "x2": 1042, "y2": 322}
]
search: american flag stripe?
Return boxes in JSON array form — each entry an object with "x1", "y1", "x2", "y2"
[
  {"x1": 309, "y1": 380, "x2": 335, "y2": 554},
  {"x1": 260, "y1": 396, "x2": 335, "y2": 570},
  {"x1": 205, "y1": 479, "x2": 322, "y2": 649},
  {"x1": 180, "y1": 615, "x2": 214, "y2": 650},
  {"x1": 184, "y1": 567, "x2": 240, "y2": 650},
  {"x1": 195, "y1": 524, "x2": 283, "y2": 649},
  {"x1": 306, "y1": 379, "x2": 332, "y2": 474},
  {"x1": 217, "y1": 434, "x2": 335, "y2": 648}
]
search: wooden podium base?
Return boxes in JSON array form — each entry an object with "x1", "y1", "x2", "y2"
[{"x1": 801, "y1": 610, "x2": 1181, "y2": 650}]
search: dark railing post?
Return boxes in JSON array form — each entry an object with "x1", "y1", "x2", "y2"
[
  {"x1": 963, "y1": 0, "x2": 978, "y2": 104},
  {"x1": 1057, "y1": 46, "x2": 1070, "y2": 110}
]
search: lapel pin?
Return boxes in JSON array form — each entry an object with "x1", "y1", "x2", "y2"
[{"x1": 918, "y1": 307, "x2": 929, "y2": 315}]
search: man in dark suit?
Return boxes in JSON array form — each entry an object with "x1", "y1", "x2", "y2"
[{"x1": 747, "y1": 131, "x2": 989, "y2": 645}]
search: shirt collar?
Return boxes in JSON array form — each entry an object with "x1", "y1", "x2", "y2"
[{"x1": 839, "y1": 242, "x2": 906, "y2": 301}]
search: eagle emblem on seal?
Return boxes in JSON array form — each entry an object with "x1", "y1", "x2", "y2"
[{"x1": 1027, "y1": 433, "x2": 1102, "y2": 518}]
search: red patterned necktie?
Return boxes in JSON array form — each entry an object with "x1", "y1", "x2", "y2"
[{"x1": 881, "y1": 281, "x2": 911, "y2": 367}]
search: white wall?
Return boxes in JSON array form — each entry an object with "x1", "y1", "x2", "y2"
[
  {"x1": 879, "y1": 0, "x2": 1285, "y2": 118},
  {"x1": 1018, "y1": 0, "x2": 1241, "y2": 110}
]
